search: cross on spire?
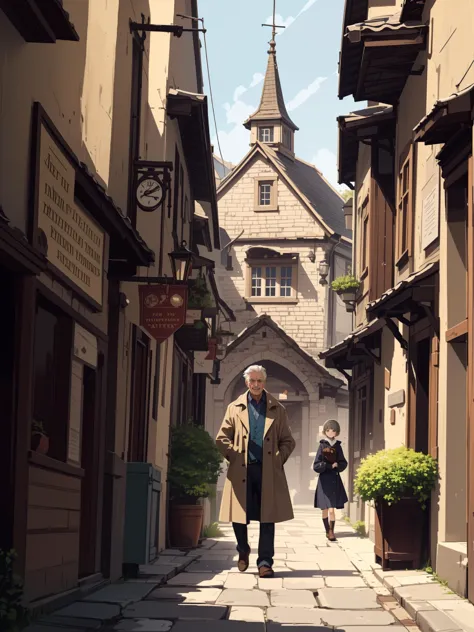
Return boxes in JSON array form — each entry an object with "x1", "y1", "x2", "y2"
[{"x1": 262, "y1": 0, "x2": 286, "y2": 49}]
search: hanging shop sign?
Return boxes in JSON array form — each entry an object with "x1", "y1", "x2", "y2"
[
  {"x1": 139, "y1": 284, "x2": 188, "y2": 342},
  {"x1": 36, "y1": 121, "x2": 105, "y2": 307}
]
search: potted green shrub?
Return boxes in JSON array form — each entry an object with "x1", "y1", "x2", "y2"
[
  {"x1": 188, "y1": 276, "x2": 213, "y2": 309},
  {"x1": 31, "y1": 420, "x2": 49, "y2": 456},
  {"x1": 331, "y1": 274, "x2": 360, "y2": 311},
  {"x1": 354, "y1": 447, "x2": 438, "y2": 570},
  {"x1": 168, "y1": 423, "x2": 223, "y2": 548},
  {"x1": 0, "y1": 549, "x2": 29, "y2": 632}
]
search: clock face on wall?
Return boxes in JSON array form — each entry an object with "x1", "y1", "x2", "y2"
[{"x1": 136, "y1": 174, "x2": 164, "y2": 211}]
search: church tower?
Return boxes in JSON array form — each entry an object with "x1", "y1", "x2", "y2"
[{"x1": 244, "y1": 24, "x2": 298, "y2": 157}]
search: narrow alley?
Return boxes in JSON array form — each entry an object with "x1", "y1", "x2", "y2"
[{"x1": 28, "y1": 508, "x2": 474, "y2": 632}]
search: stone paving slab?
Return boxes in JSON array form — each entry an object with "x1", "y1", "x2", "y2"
[
  {"x1": 159, "y1": 550, "x2": 187, "y2": 556},
  {"x1": 316, "y1": 608, "x2": 399, "y2": 627},
  {"x1": 113, "y1": 620, "x2": 173, "y2": 631},
  {"x1": 317, "y1": 587, "x2": 380, "y2": 610},
  {"x1": 266, "y1": 606, "x2": 329, "y2": 625},
  {"x1": 140, "y1": 565, "x2": 183, "y2": 577},
  {"x1": 394, "y1": 583, "x2": 462, "y2": 606},
  {"x1": 270, "y1": 589, "x2": 317, "y2": 608},
  {"x1": 425, "y1": 600, "x2": 474, "y2": 632},
  {"x1": 83, "y1": 582, "x2": 155, "y2": 605},
  {"x1": 215, "y1": 589, "x2": 269, "y2": 607},
  {"x1": 122, "y1": 602, "x2": 228, "y2": 620},
  {"x1": 228, "y1": 607, "x2": 265, "y2": 623},
  {"x1": 224, "y1": 574, "x2": 257, "y2": 589},
  {"x1": 146, "y1": 587, "x2": 223, "y2": 603},
  {"x1": 167, "y1": 572, "x2": 228, "y2": 588},
  {"x1": 282, "y1": 576, "x2": 324, "y2": 590},
  {"x1": 417, "y1": 609, "x2": 465, "y2": 632},
  {"x1": 257, "y1": 577, "x2": 283, "y2": 591},
  {"x1": 186, "y1": 561, "x2": 234, "y2": 573},
  {"x1": 324, "y1": 575, "x2": 366, "y2": 588},
  {"x1": 172, "y1": 622, "x2": 264, "y2": 632},
  {"x1": 24, "y1": 627, "x2": 84, "y2": 632},
  {"x1": 54, "y1": 602, "x2": 121, "y2": 621},
  {"x1": 36, "y1": 616, "x2": 102, "y2": 629}
]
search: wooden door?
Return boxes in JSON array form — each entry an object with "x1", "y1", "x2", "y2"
[
  {"x1": 79, "y1": 363, "x2": 98, "y2": 578},
  {"x1": 128, "y1": 327, "x2": 151, "y2": 462}
]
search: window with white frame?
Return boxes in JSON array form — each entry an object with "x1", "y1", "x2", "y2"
[
  {"x1": 259, "y1": 182, "x2": 272, "y2": 206},
  {"x1": 258, "y1": 127, "x2": 274, "y2": 143},
  {"x1": 250, "y1": 265, "x2": 295, "y2": 298}
]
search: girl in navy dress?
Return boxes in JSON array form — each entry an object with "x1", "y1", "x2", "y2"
[{"x1": 313, "y1": 419, "x2": 348, "y2": 541}]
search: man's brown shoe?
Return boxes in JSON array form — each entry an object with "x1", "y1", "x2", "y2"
[
  {"x1": 238, "y1": 551, "x2": 249, "y2": 572},
  {"x1": 258, "y1": 566, "x2": 274, "y2": 578}
]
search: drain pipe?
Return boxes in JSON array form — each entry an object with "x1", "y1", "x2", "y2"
[{"x1": 325, "y1": 235, "x2": 342, "y2": 351}]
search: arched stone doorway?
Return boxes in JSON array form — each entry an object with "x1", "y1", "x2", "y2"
[{"x1": 226, "y1": 360, "x2": 311, "y2": 504}]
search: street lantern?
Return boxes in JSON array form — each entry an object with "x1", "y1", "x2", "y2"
[
  {"x1": 169, "y1": 240, "x2": 193, "y2": 283},
  {"x1": 318, "y1": 259, "x2": 329, "y2": 286}
]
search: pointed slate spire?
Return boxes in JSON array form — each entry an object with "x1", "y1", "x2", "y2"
[{"x1": 243, "y1": 38, "x2": 299, "y2": 131}]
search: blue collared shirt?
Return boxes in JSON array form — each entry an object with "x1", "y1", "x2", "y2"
[{"x1": 247, "y1": 391, "x2": 266, "y2": 463}]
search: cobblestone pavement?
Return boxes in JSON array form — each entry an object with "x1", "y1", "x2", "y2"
[{"x1": 28, "y1": 507, "x2": 474, "y2": 632}]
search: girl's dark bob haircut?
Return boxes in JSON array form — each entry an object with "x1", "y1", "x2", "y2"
[{"x1": 323, "y1": 419, "x2": 341, "y2": 435}]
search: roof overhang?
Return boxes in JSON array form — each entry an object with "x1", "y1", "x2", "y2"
[
  {"x1": 367, "y1": 261, "x2": 438, "y2": 319},
  {"x1": 167, "y1": 89, "x2": 220, "y2": 249},
  {"x1": 0, "y1": 210, "x2": 47, "y2": 275},
  {"x1": 0, "y1": 0, "x2": 79, "y2": 42},
  {"x1": 414, "y1": 84, "x2": 474, "y2": 144},
  {"x1": 338, "y1": 0, "x2": 370, "y2": 99},
  {"x1": 338, "y1": 105, "x2": 395, "y2": 184},
  {"x1": 339, "y1": 13, "x2": 427, "y2": 104},
  {"x1": 227, "y1": 315, "x2": 343, "y2": 388},
  {"x1": 320, "y1": 318, "x2": 384, "y2": 372},
  {"x1": 400, "y1": 0, "x2": 426, "y2": 22}
]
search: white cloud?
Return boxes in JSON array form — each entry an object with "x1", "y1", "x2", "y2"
[
  {"x1": 287, "y1": 77, "x2": 327, "y2": 111},
  {"x1": 250, "y1": 72, "x2": 265, "y2": 88},
  {"x1": 312, "y1": 148, "x2": 339, "y2": 189},
  {"x1": 224, "y1": 100, "x2": 255, "y2": 126},
  {"x1": 265, "y1": 13, "x2": 296, "y2": 34},
  {"x1": 212, "y1": 125, "x2": 252, "y2": 165},
  {"x1": 233, "y1": 85, "x2": 247, "y2": 101},
  {"x1": 263, "y1": 0, "x2": 319, "y2": 38}
]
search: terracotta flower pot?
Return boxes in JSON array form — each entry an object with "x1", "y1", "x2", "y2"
[
  {"x1": 32, "y1": 433, "x2": 49, "y2": 455},
  {"x1": 169, "y1": 503, "x2": 204, "y2": 548}
]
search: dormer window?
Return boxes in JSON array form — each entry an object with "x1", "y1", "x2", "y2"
[{"x1": 258, "y1": 127, "x2": 274, "y2": 143}]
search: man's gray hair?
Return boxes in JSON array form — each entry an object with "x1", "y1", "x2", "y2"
[{"x1": 243, "y1": 365, "x2": 267, "y2": 381}]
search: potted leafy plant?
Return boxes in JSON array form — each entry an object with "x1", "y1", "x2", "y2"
[
  {"x1": 0, "y1": 549, "x2": 28, "y2": 632},
  {"x1": 31, "y1": 420, "x2": 49, "y2": 456},
  {"x1": 354, "y1": 447, "x2": 438, "y2": 570},
  {"x1": 188, "y1": 276, "x2": 213, "y2": 309},
  {"x1": 168, "y1": 423, "x2": 223, "y2": 548},
  {"x1": 332, "y1": 274, "x2": 360, "y2": 298}
]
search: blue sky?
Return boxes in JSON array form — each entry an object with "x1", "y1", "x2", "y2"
[{"x1": 199, "y1": 0, "x2": 356, "y2": 189}]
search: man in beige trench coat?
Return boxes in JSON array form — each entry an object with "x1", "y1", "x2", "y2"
[{"x1": 216, "y1": 365, "x2": 295, "y2": 578}]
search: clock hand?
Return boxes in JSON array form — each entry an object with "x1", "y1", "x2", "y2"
[{"x1": 145, "y1": 185, "x2": 161, "y2": 196}]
